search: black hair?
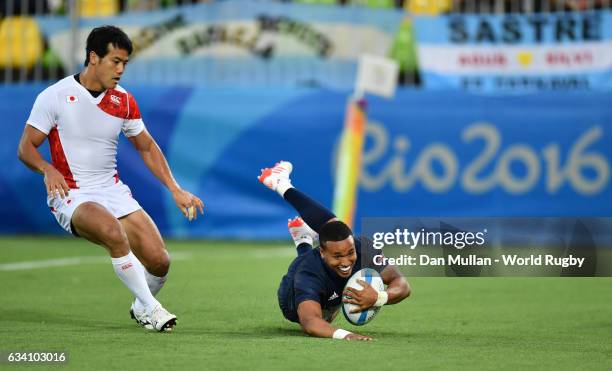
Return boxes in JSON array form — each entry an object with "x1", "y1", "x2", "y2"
[
  {"x1": 84, "y1": 25, "x2": 133, "y2": 66},
  {"x1": 319, "y1": 221, "x2": 353, "y2": 249}
]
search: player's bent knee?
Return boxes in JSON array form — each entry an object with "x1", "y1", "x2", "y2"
[
  {"x1": 100, "y1": 223, "x2": 129, "y2": 249},
  {"x1": 152, "y1": 253, "x2": 170, "y2": 275},
  {"x1": 143, "y1": 250, "x2": 170, "y2": 276}
]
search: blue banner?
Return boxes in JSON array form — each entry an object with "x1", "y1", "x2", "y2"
[
  {"x1": 3, "y1": 85, "x2": 611, "y2": 238},
  {"x1": 414, "y1": 11, "x2": 612, "y2": 92}
]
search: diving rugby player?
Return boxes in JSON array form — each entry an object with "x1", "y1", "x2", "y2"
[{"x1": 259, "y1": 161, "x2": 410, "y2": 340}]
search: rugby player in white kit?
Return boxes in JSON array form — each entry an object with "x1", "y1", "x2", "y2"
[{"x1": 17, "y1": 26, "x2": 203, "y2": 332}]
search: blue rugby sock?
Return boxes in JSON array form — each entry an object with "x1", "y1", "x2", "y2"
[{"x1": 283, "y1": 188, "x2": 335, "y2": 234}]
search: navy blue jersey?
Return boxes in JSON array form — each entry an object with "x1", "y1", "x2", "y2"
[{"x1": 277, "y1": 237, "x2": 385, "y2": 323}]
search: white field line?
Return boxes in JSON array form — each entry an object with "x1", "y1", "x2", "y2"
[
  {"x1": 0, "y1": 248, "x2": 294, "y2": 272},
  {"x1": 0, "y1": 251, "x2": 192, "y2": 272},
  {"x1": 248, "y1": 248, "x2": 294, "y2": 258},
  {"x1": 0, "y1": 256, "x2": 107, "y2": 271}
]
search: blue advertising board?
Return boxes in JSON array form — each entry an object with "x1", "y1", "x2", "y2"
[{"x1": 2, "y1": 85, "x2": 611, "y2": 238}]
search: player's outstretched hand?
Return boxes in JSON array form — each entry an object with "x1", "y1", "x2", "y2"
[
  {"x1": 43, "y1": 166, "x2": 70, "y2": 199},
  {"x1": 172, "y1": 188, "x2": 204, "y2": 221},
  {"x1": 345, "y1": 333, "x2": 373, "y2": 341},
  {"x1": 343, "y1": 279, "x2": 378, "y2": 313}
]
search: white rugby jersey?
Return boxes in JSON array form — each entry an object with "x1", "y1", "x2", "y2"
[{"x1": 26, "y1": 75, "x2": 145, "y2": 189}]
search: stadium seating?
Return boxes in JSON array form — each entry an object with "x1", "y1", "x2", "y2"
[
  {"x1": 388, "y1": 18, "x2": 420, "y2": 84},
  {"x1": 0, "y1": 16, "x2": 44, "y2": 69},
  {"x1": 406, "y1": 0, "x2": 452, "y2": 14},
  {"x1": 79, "y1": 0, "x2": 119, "y2": 17},
  {"x1": 349, "y1": 0, "x2": 397, "y2": 8},
  {"x1": 293, "y1": 0, "x2": 339, "y2": 4}
]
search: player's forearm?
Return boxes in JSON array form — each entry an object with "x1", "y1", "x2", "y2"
[
  {"x1": 139, "y1": 142, "x2": 181, "y2": 192},
  {"x1": 299, "y1": 316, "x2": 337, "y2": 338},
  {"x1": 385, "y1": 277, "x2": 411, "y2": 305},
  {"x1": 17, "y1": 143, "x2": 54, "y2": 175}
]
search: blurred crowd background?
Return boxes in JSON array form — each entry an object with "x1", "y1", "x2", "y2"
[
  {"x1": 4, "y1": 0, "x2": 612, "y2": 14},
  {"x1": 2, "y1": 0, "x2": 610, "y2": 84}
]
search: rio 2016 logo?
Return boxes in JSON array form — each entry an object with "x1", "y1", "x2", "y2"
[{"x1": 358, "y1": 122, "x2": 609, "y2": 195}]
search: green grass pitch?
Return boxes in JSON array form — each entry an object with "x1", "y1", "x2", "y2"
[{"x1": 1, "y1": 237, "x2": 610, "y2": 370}]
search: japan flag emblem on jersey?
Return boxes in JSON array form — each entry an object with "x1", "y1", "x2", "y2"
[{"x1": 66, "y1": 95, "x2": 78, "y2": 103}]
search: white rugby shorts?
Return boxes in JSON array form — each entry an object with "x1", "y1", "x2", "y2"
[{"x1": 47, "y1": 181, "x2": 142, "y2": 235}]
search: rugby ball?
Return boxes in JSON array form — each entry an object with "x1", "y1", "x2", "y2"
[{"x1": 342, "y1": 268, "x2": 385, "y2": 326}]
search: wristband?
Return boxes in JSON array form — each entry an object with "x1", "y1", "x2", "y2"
[
  {"x1": 332, "y1": 329, "x2": 352, "y2": 340},
  {"x1": 374, "y1": 290, "x2": 388, "y2": 307}
]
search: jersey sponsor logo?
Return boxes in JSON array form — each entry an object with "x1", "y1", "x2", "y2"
[
  {"x1": 110, "y1": 95, "x2": 122, "y2": 105},
  {"x1": 98, "y1": 90, "x2": 141, "y2": 119},
  {"x1": 328, "y1": 292, "x2": 339, "y2": 301},
  {"x1": 121, "y1": 263, "x2": 133, "y2": 270},
  {"x1": 66, "y1": 95, "x2": 78, "y2": 103}
]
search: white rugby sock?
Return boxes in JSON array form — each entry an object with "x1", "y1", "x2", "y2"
[
  {"x1": 276, "y1": 179, "x2": 294, "y2": 197},
  {"x1": 145, "y1": 269, "x2": 168, "y2": 296},
  {"x1": 112, "y1": 252, "x2": 159, "y2": 313},
  {"x1": 132, "y1": 257, "x2": 168, "y2": 313},
  {"x1": 293, "y1": 235, "x2": 313, "y2": 248}
]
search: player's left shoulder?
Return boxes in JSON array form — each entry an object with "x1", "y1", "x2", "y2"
[
  {"x1": 111, "y1": 84, "x2": 141, "y2": 120},
  {"x1": 114, "y1": 84, "x2": 139, "y2": 101},
  {"x1": 353, "y1": 236, "x2": 379, "y2": 269},
  {"x1": 112, "y1": 84, "x2": 128, "y2": 95},
  {"x1": 109, "y1": 84, "x2": 137, "y2": 103},
  {"x1": 353, "y1": 236, "x2": 367, "y2": 255}
]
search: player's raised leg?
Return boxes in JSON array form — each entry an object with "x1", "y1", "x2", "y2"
[
  {"x1": 119, "y1": 209, "x2": 171, "y2": 329},
  {"x1": 71, "y1": 203, "x2": 176, "y2": 332},
  {"x1": 259, "y1": 161, "x2": 336, "y2": 233},
  {"x1": 288, "y1": 216, "x2": 318, "y2": 256}
]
